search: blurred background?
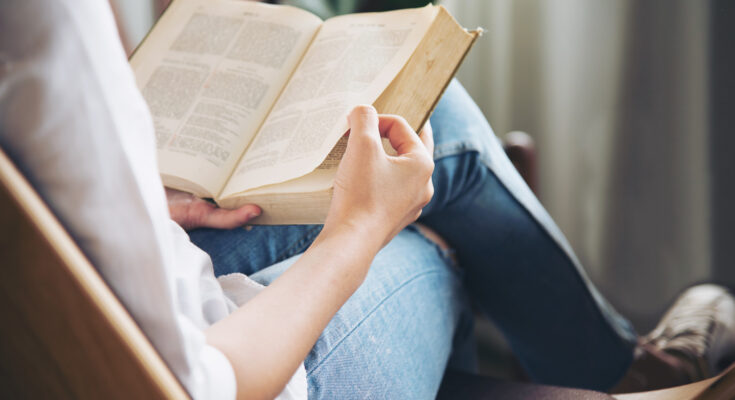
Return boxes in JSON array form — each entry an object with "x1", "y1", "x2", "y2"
[{"x1": 112, "y1": 0, "x2": 735, "y2": 378}]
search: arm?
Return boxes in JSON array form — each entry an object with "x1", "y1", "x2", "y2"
[{"x1": 205, "y1": 105, "x2": 435, "y2": 400}]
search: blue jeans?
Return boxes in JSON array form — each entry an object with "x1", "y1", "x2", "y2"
[{"x1": 189, "y1": 80, "x2": 637, "y2": 397}]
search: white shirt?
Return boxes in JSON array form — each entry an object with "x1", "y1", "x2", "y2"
[{"x1": 0, "y1": 0, "x2": 306, "y2": 398}]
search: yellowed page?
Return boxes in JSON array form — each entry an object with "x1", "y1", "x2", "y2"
[
  {"x1": 131, "y1": 0, "x2": 322, "y2": 197},
  {"x1": 218, "y1": 168, "x2": 335, "y2": 224},
  {"x1": 221, "y1": 5, "x2": 438, "y2": 197},
  {"x1": 219, "y1": 136, "x2": 346, "y2": 207},
  {"x1": 231, "y1": 168, "x2": 334, "y2": 199}
]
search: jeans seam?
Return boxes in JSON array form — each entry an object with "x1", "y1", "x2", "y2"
[{"x1": 306, "y1": 268, "x2": 453, "y2": 377}]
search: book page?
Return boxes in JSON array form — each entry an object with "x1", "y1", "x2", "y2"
[
  {"x1": 131, "y1": 0, "x2": 322, "y2": 197},
  {"x1": 221, "y1": 5, "x2": 438, "y2": 197}
]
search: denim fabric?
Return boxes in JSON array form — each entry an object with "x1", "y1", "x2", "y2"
[
  {"x1": 243, "y1": 227, "x2": 473, "y2": 399},
  {"x1": 189, "y1": 80, "x2": 637, "y2": 397}
]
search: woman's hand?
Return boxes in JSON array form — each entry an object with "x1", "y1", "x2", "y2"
[
  {"x1": 206, "y1": 107, "x2": 434, "y2": 400},
  {"x1": 324, "y1": 105, "x2": 435, "y2": 248},
  {"x1": 165, "y1": 188, "x2": 261, "y2": 230}
]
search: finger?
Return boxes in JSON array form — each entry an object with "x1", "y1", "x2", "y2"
[
  {"x1": 347, "y1": 105, "x2": 381, "y2": 147},
  {"x1": 377, "y1": 114, "x2": 425, "y2": 156},
  {"x1": 419, "y1": 121, "x2": 434, "y2": 155},
  {"x1": 192, "y1": 201, "x2": 261, "y2": 229}
]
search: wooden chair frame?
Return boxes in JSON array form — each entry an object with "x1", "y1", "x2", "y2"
[{"x1": 0, "y1": 149, "x2": 187, "y2": 399}]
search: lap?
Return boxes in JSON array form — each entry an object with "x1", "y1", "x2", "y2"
[
  {"x1": 187, "y1": 79, "x2": 635, "y2": 391},
  {"x1": 249, "y1": 227, "x2": 473, "y2": 399},
  {"x1": 189, "y1": 224, "x2": 322, "y2": 276}
]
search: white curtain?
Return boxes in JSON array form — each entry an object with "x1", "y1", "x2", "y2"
[{"x1": 444, "y1": 0, "x2": 711, "y2": 330}]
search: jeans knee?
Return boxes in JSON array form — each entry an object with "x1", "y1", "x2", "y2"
[{"x1": 424, "y1": 151, "x2": 493, "y2": 214}]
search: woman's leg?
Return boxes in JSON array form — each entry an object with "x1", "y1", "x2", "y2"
[
  {"x1": 419, "y1": 80, "x2": 637, "y2": 390},
  {"x1": 189, "y1": 79, "x2": 637, "y2": 390},
  {"x1": 189, "y1": 224, "x2": 322, "y2": 276},
  {"x1": 248, "y1": 227, "x2": 475, "y2": 399}
]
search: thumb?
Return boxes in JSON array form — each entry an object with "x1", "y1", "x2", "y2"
[{"x1": 347, "y1": 105, "x2": 380, "y2": 146}]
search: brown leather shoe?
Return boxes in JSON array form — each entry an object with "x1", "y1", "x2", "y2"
[{"x1": 611, "y1": 284, "x2": 735, "y2": 393}]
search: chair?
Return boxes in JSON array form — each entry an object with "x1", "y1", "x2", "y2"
[
  {"x1": 0, "y1": 149, "x2": 187, "y2": 399},
  {"x1": 1, "y1": 144, "x2": 734, "y2": 399}
]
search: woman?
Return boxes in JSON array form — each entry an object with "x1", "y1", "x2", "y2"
[
  {"x1": 176, "y1": 80, "x2": 734, "y2": 397},
  {"x1": 2, "y1": 0, "x2": 731, "y2": 398}
]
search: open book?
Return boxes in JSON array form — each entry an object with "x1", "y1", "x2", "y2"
[{"x1": 131, "y1": 0, "x2": 480, "y2": 224}]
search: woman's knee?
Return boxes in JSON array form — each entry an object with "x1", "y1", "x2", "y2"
[{"x1": 430, "y1": 79, "x2": 498, "y2": 153}]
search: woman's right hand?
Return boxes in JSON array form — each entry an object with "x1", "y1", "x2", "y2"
[
  {"x1": 324, "y1": 105, "x2": 435, "y2": 249},
  {"x1": 207, "y1": 106, "x2": 434, "y2": 400}
]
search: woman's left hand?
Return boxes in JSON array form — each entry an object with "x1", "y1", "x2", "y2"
[{"x1": 165, "y1": 188, "x2": 261, "y2": 230}]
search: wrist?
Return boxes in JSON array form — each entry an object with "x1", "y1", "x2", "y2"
[
  {"x1": 300, "y1": 220, "x2": 380, "y2": 290},
  {"x1": 320, "y1": 215, "x2": 385, "y2": 254}
]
